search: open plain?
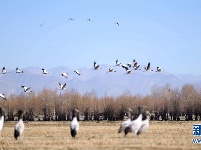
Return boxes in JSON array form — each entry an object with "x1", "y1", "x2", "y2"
[{"x1": 0, "y1": 121, "x2": 200, "y2": 150}]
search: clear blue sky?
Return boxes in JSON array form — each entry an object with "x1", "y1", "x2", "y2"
[{"x1": 0, "y1": 0, "x2": 201, "y2": 75}]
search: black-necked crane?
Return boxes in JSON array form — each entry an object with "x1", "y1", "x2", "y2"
[
  {"x1": 118, "y1": 108, "x2": 132, "y2": 135},
  {"x1": 0, "y1": 108, "x2": 4, "y2": 137},
  {"x1": 115, "y1": 59, "x2": 121, "y2": 67},
  {"x1": 144, "y1": 62, "x2": 153, "y2": 72},
  {"x1": 70, "y1": 109, "x2": 79, "y2": 138},
  {"x1": 2, "y1": 67, "x2": 7, "y2": 74},
  {"x1": 134, "y1": 64, "x2": 141, "y2": 70},
  {"x1": 87, "y1": 19, "x2": 91, "y2": 21},
  {"x1": 124, "y1": 107, "x2": 143, "y2": 136},
  {"x1": 14, "y1": 110, "x2": 24, "y2": 140},
  {"x1": 42, "y1": 68, "x2": 49, "y2": 74},
  {"x1": 115, "y1": 22, "x2": 120, "y2": 26},
  {"x1": 60, "y1": 73, "x2": 68, "y2": 79},
  {"x1": 59, "y1": 82, "x2": 66, "y2": 90},
  {"x1": 74, "y1": 70, "x2": 81, "y2": 75},
  {"x1": 133, "y1": 60, "x2": 139, "y2": 68},
  {"x1": 156, "y1": 67, "x2": 164, "y2": 72},
  {"x1": 107, "y1": 68, "x2": 116, "y2": 73},
  {"x1": 16, "y1": 67, "x2": 24, "y2": 73},
  {"x1": 0, "y1": 93, "x2": 7, "y2": 100},
  {"x1": 21, "y1": 86, "x2": 32, "y2": 93},
  {"x1": 137, "y1": 111, "x2": 150, "y2": 136},
  {"x1": 93, "y1": 61, "x2": 101, "y2": 70},
  {"x1": 68, "y1": 18, "x2": 74, "y2": 21},
  {"x1": 122, "y1": 65, "x2": 132, "y2": 74},
  {"x1": 126, "y1": 69, "x2": 132, "y2": 74},
  {"x1": 121, "y1": 64, "x2": 129, "y2": 70},
  {"x1": 144, "y1": 62, "x2": 150, "y2": 71}
]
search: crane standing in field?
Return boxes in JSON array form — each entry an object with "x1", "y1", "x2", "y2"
[
  {"x1": 70, "y1": 109, "x2": 79, "y2": 138},
  {"x1": 0, "y1": 108, "x2": 4, "y2": 137},
  {"x1": 118, "y1": 108, "x2": 132, "y2": 135},
  {"x1": 14, "y1": 110, "x2": 24, "y2": 140}
]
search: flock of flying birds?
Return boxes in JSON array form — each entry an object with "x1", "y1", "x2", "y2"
[
  {"x1": 39, "y1": 18, "x2": 120, "y2": 27},
  {"x1": 0, "y1": 59, "x2": 154, "y2": 140},
  {"x1": 0, "y1": 59, "x2": 164, "y2": 100}
]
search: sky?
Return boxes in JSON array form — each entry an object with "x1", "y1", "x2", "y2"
[{"x1": 0, "y1": 0, "x2": 201, "y2": 75}]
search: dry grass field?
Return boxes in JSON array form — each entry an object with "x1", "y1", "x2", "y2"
[{"x1": 0, "y1": 121, "x2": 200, "y2": 150}]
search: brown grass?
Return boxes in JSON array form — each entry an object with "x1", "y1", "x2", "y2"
[{"x1": 0, "y1": 121, "x2": 200, "y2": 150}]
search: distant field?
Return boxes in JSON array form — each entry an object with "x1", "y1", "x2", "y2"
[{"x1": 0, "y1": 121, "x2": 200, "y2": 150}]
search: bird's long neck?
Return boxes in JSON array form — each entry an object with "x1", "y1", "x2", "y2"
[
  {"x1": 18, "y1": 112, "x2": 23, "y2": 121},
  {"x1": 128, "y1": 111, "x2": 131, "y2": 119},
  {"x1": 72, "y1": 109, "x2": 77, "y2": 119}
]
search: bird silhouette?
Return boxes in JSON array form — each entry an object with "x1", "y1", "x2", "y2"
[
  {"x1": 40, "y1": 23, "x2": 44, "y2": 27},
  {"x1": 70, "y1": 109, "x2": 79, "y2": 138},
  {"x1": 0, "y1": 108, "x2": 4, "y2": 137},
  {"x1": 59, "y1": 82, "x2": 66, "y2": 90},
  {"x1": 0, "y1": 93, "x2": 7, "y2": 100},
  {"x1": 118, "y1": 108, "x2": 132, "y2": 135},
  {"x1": 21, "y1": 86, "x2": 32, "y2": 93},
  {"x1": 16, "y1": 67, "x2": 24, "y2": 73},
  {"x1": 115, "y1": 22, "x2": 120, "y2": 26},
  {"x1": 60, "y1": 73, "x2": 68, "y2": 79},
  {"x1": 74, "y1": 70, "x2": 81, "y2": 75},
  {"x1": 42, "y1": 68, "x2": 49, "y2": 74},
  {"x1": 14, "y1": 110, "x2": 24, "y2": 140}
]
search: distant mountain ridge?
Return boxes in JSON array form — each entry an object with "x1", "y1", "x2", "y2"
[{"x1": 0, "y1": 65, "x2": 201, "y2": 97}]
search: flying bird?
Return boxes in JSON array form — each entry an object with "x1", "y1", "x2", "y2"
[
  {"x1": 134, "y1": 64, "x2": 141, "y2": 70},
  {"x1": 14, "y1": 110, "x2": 24, "y2": 140},
  {"x1": 16, "y1": 67, "x2": 24, "y2": 73},
  {"x1": 144, "y1": 62, "x2": 153, "y2": 72},
  {"x1": 115, "y1": 22, "x2": 120, "y2": 26},
  {"x1": 122, "y1": 65, "x2": 131, "y2": 74},
  {"x1": 68, "y1": 18, "x2": 74, "y2": 21},
  {"x1": 115, "y1": 59, "x2": 121, "y2": 67},
  {"x1": 126, "y1": 68, "x2": 132, "y2": 74},
  {"x1": 74, "y1": 70, "x2": 81, "y2": 75},
  {"x1": 87, "y1": 19, "x2": 91, "y2": 21},
  {"x1": 156, "y1": 67, "x2": 164, "y2": 72},
  {"x1": 121, "y1": 64, "x2": 129, "y2": 70},
  {"x1": 107, "y1": 68, "x2": 116, "y2": 73},
  {"x1": 70, "y1": 109, "x2": 79, "y2": 138},
  {"x1": 40, "y1": 23, "x2": 44, "y2": 27},
  {"x1": 2, "y1": 67, "x2": 7, "y2": 74},
  {"x1": 60, "y1": 73, "x2": 68, "y2": 79},
  {"x1": 0, "y1": 93, "x2": 7, "y2": 100},
  {"x1": 93, "y1": 61, "x2": 101, "y2": 70},
  {"x1": 0, "y1": 108, "x2": 4, "y2": 137},
  {"x1": 133, "y1": 60, "x2": 139, "y2": 68},
  {"x1": 42, "y1": 68, "x2": 49, "y2": 74},
  {"x1": 21, "y1": 86, "x2": 32, "y2": 93},
  {"x1": 59, "y1": 82, "x2": 66, "y2": 90}
]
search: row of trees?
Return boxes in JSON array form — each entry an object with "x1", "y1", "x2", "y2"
[{"x1": 0, "y1": 84, "x2": 201, "y2": 121}]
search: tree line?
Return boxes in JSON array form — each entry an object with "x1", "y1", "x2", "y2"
[{"x1": 0, "y1": 84, "x2": 201, "y2": 121}]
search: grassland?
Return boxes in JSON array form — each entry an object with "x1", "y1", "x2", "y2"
[{"x1": 0, "y1": 121, "x2": 200, "y2": 150}]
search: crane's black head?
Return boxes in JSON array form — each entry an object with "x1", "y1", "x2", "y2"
[
  {"x1": 72, "y1": 109, "x2": 79, "y2": 118},
  {"x1": 18, "y1": 110, "x2": 23, "y2": 120}
]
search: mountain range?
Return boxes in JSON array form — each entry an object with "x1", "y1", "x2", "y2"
[{"x1": 0, "y1": 65, "x2": 201, "y2": 97}]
